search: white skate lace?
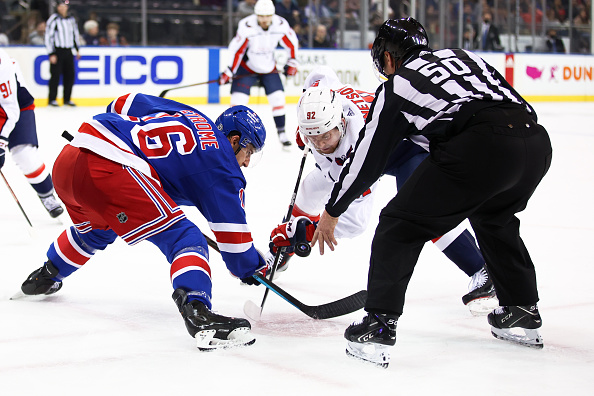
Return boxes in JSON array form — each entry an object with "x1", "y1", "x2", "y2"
[
  {"x1": 468, "y1": 267, "x2": 488, "y2": 292},
  {"x1": 493, "y1": 306, "x2": 506, "y2": 315}
]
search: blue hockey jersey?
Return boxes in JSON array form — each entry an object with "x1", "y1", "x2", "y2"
[{"x1": 70, "y1": 93, "x2": 262, "y2": 278}]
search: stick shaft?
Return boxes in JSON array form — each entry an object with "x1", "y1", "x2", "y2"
[
  {"x1": 1, "y1": 170, "x2": 33, "y2": 228},
  {"x1": 260, "y1": 150, "x2": 309, "y2": 309}
]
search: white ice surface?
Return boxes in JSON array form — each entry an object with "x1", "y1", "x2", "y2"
[{"x1": 1, "y1": 101, "x2": 593, "y2": 395}]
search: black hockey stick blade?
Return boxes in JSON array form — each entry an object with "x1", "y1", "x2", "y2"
[{"x1": 252, "y1": 273, "x2": 367, "y2": 320}]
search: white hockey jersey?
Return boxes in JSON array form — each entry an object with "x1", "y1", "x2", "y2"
[
  {"x1": 0, "y1": 48, "x2": 20, "y2": 140},
  {"x1": 296, "y1": 66, "x2": 377, "y2": 239},
  {"x1": 225, "y1": 14, "x2": 298, "y2": 74}
]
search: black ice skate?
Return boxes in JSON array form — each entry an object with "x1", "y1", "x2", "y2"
[
  {"x1": 264, "y1": 248, "x2": 293, "y2": 279},
  {"x1": 20, "y1": 260, "x2": 63, "y2": 296},
  {"x1": 488, "y1": 304, "x2": 543, "y2": 349},
  {"x1": 39, "y1": 193, "x2": 64, "y2": 218},
  {"x1": 344, "y1": 312, "x2": 399, "y2": 368},
  {"x1": 462, "y1": 265, "x2": 498, "y2": 316},
  {"x1": 172, "y1": 288, "x2": 255, "y2": 350}
]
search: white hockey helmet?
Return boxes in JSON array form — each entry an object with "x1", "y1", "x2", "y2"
[
  {"x1": 255, "y1": 0, "x2": 275, "y2": 16},
  {"x1": 297, "y1": 86, "x2": 344, "y2": 137}
]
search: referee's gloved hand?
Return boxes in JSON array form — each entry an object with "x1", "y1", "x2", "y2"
[
  {"x1": 0, "y1": 136, "x2": 8, "y2": 169},
  {"x1": 219, "y1": 68, "x2": 233, "y2": 85}
]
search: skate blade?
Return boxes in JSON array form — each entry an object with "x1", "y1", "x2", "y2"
[
  {"x1": 196, "y1": 327, "x2": 256, "y2": 351},
  {"x1": 9, "y1": 290, "x2": 54, "y2": 301},
  {"x1": 345, "y1": 341, "x2": 390, "y2": 368},
  {"x1": 467, "y1": 296, "x2": 499, "y2": 316},
  {"x1": 491, "y1": 327, "x2": 544, "y2": 349},
  {"x1": 243, "y1": 300, "x2": 262, "y2": 321}
]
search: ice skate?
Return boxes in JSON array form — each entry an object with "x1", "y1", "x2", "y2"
[
  {"x1": 172, "y1": 288, "x2": 255, "y2": 350},
  {"x1": 39, "y1": 193, "x2": 64, "y2": 218},
  {"x1": 278, "y1": 131, "x2": 292, "y2": 148},
  {"x1": 20, "y1": 260, "x2": 63, "y2": 296},
  {"x1": 462, "y1": 265, "x2": 498, "y2": 316},
  {"x1": 487, "y1": 305, "x2": 543, "y2": 349},
  {"x1": 264, "y1": 248, "x2": 293, "y2": 279},
  {"x1": 344, "y1": 312, "x2": 398, "y2": 368}
]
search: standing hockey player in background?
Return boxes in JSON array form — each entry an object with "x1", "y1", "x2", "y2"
[
  {"x1": 0, "y1": 48, "x2": 64, "y2": 218},
  {"x1": 219, "y1": 0, "x2": 299, "y2": 147},
  {"x1": 17, "y1": 93, "x2": 269, "y2": 350},
  {"x1": 311, "y1": 18, "x2": 552, "y2": 367},
  {"x1": 267, "y1": 66, "x2": 496, "y2": 315}
]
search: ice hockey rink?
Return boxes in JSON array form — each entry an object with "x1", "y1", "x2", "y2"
[{"x1": 1, "y1": 100, "x2": 593, "y2": 395}]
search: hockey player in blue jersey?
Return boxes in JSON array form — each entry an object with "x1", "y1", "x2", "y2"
[{"x1": 18, "y1": 93, "x2": 268, "y2": 350}]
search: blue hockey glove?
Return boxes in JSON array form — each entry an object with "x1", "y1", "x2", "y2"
[{"x1": 240, "y1": 249, "x2": 268, "y2": 286}]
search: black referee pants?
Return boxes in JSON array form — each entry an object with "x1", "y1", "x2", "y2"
[
  {"x1": 365, "y1": 108, "x2": 553, "y2": 315},
  {"x1": 49, "y1": 47, "x2": 75, "y2": 103}
]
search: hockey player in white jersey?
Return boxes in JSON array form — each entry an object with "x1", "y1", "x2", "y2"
[
  {"x1": 219, "y1": 0, "x2": 299, "y2": 147},
  {"x1": 0, "y1": 48, "x2": 64, "y2": 218},
  {"x1": 267, "y1": 66, "x2": 497, "y2": 315}
]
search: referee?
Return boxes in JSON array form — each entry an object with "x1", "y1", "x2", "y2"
[
  {"x1": 45, "y1": 0, "x2": 81, "y2": 107},
  {"x1": 311, "y1": 18, "x2": 552, "y2": 362}
]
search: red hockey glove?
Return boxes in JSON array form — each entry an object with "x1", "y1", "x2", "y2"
[
  {"x1": 270, "y1": 216, "x2": 316, "y2": 257},
  {"x1": 284, "y1": 58, "x2": 298, "y2": 77},
  {"x1": 295, "y1": 128, "x2": 305, "y2": 151},
  {"x1": 219, "y1": 68, "x2": 233, "y2": 85}
]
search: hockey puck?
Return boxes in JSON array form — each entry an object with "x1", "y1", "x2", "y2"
[{"x1": 294, "y1": 241, "x2": 311, "y2": 257}]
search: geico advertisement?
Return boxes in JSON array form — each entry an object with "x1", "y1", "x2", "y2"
[{"x1": 6, "y1": 47, "x2": 211, "y2": 100}]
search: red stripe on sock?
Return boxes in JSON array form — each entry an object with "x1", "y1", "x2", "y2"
[
  {"x1": 25, "y1": 164, "x2": 46, "y2": 179},
  {"x1": 56, "y1": 231, "x2": 91, "y2": 266},
  {"x1": 171, "y1": 254, "x2": 211, "y2": 279}
]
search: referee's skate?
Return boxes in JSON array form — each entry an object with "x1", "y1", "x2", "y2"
[{"x1": 488, "y1": 305, "x2": 543, "y2": 348}]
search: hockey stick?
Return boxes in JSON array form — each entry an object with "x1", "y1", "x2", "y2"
[
  {"x1": 251, "y1": 149, "x2": 309, "y2": 320},
  {"x1": 159, "y1": 78, "x2": 219, "y2": 98},
  {"x1": 252, "y1": 273, "x2": 367, "y2": 320},
  {"x1": 158, "y1": 70, "x2": 282, "y2": 98},
  {"x1": 1, "y1": 170, "x2": 35, "y2": 236},
  {"x1": 201, "y1": 232, "x2": 367, "y2": 320}
]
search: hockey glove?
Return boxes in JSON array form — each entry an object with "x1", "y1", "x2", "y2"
[
  {"x1": 0, "y1": 136, "x2": 8, "y2": 169},
  {"x1": 240, "y1": 249, "x2": 268, "y2": 286},
  {"x1": 295, "y1": 128, "x2": 305, "y2": 151},
  {"x1": 219, "y1": 68, "x2": 233, "y2": 85},
  {"x1": 284, "y1": 58, "x2": 298, "y2": 77},
  {"x1": 270, "y1": 216, "x2": 316, "y2": 257}
]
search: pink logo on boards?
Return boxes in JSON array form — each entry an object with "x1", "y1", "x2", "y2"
[{"x1": 526, "y1": 66, "x2": 544, "y2": 80}]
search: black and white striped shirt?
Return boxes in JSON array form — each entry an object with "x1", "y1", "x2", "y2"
[
  {"x1": 45, "y1": 13, "x2": 81, "y2": 54},
  {"x1": 325, "y1": 48, "x2": 535, "y2": 217}
]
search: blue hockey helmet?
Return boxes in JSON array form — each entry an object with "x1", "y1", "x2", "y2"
[
  {"x1": 215, "y1": 105, "x2": 266, "y2": 152},
  {"x1": 371, "y1": 17, "x2": 429, "y2": 78}
]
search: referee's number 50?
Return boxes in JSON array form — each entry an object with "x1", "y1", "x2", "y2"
[{"x1": 418, "y1": 58, "x2": 471, "y2": 84}]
